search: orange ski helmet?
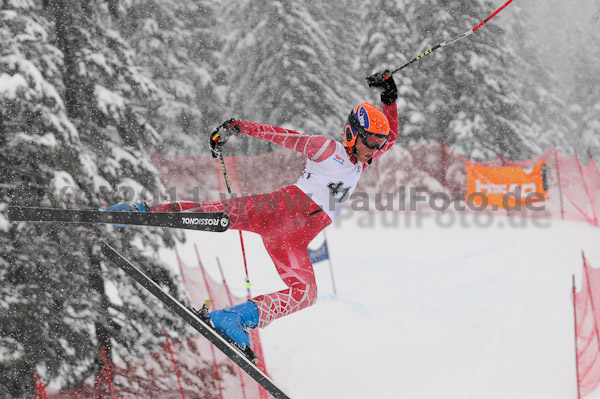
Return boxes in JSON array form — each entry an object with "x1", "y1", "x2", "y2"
[{"x1": 343, "y1": 102, "x2": 390, "y2": 149}]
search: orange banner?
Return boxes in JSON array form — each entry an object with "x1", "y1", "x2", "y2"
[{"x1": 466, "y1": 160, "x2": 548, "y2": 209}]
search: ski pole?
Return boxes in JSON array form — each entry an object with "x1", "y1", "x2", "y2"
[
  {"x1": 219, "y1": 153, "x2": 232, "y2": 195},
  {"x1": 217, "y1": 151, "x2": 253, "y2": 293},
  {"x1": 367, "y1": 0, "x2": 515, "y2": 84}
]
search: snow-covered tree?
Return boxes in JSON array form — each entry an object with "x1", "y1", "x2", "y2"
[
  {"x1": 506, "y1": 0, "x2": 576, "y2": 157},
  {"x1": 385, "y1": 0, "x2": 535, "y2": 160},
  {"x1": 221, "y1": 0, "x2": 353, "y2": 155},
  {"x1": 120, "y1": 0, "x2": 226, "y2": 154},
  {"x1": 0, "y1": 1, "x2": 188, "y2": 396},
  {"x1": 0, "y1": 1, "x2": 92, "y2": 394},
  {"x1": 569, "y1": 5, "x2": 600, "y2": 161},
  {"x1": 311, "y1": 0, "x2": 366, "y2": 109}
]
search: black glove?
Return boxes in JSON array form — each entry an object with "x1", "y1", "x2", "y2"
[
  {"x1": 366, "y1": 70, "x2": 398, "y2": 105},
  {"x1": 209, "y1": 118, "x2": 239, "y2": 158}
]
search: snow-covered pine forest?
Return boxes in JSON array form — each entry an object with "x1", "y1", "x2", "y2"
[{"x1": 0, "y1": 0, "x2": 598, "y2": 397}]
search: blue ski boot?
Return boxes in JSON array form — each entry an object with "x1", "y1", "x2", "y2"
[
  {"x1": 209, "y1": 301, "x2": 260, "y2": 363},
  {"x1": 101, "y1": 201, "x2": 149, "y2": 212},
  {"x1": 101, "y1": 202, "x2": 148, "y2": 227}
]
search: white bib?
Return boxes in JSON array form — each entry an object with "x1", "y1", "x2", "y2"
[{"x1": 295, "y1": 141, "x2": 363, "y2": 221}]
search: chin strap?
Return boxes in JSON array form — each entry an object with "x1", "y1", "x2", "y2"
[
  {"x1": 346, "y1": 145, "x2": 372, "y2": 165},
  {"x1": 344, "y1": 145, "x2": 358, "y2": 164}
]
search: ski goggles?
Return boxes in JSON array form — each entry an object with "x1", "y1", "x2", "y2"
[{"x1": 347, "y1": 112, "x2": 388, "y2": 150}]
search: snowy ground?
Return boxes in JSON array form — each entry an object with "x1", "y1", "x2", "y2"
[{"x1": 164, "y1": 210, "x2": 600, "y2": 399}]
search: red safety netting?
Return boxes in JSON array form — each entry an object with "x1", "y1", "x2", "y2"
[
  {"x1": 46, "y1": 339, "x2": 217, "y2": 399},
  {"x1": 150, "y1": 150, "x2": 305, "y2": 202},
  {"x1": 583, "y1": 159, "x2": 600, "y2": 226},
  {"x1": 175, "y1": 250, "x2": 269, "y2": 388},
  {"x1": 149, "y1": 144, "x2": 600, "y2": 226},
  {"x1": 41, "y1": 251, "x2": 270, "y2": 399},
  {"x1": 554, "y1": 152, "x2": 597, "y2": 224},
  {"x1": 574, "y1": 257, "x2": 600, "y2": 398}
]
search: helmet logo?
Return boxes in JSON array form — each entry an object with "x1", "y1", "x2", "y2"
[{"x1": 357, "y1": 106, "x2": 370, "y2": 129}]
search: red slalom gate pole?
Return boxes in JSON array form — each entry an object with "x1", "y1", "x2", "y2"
[
  {"x1": 574, "y1": 151, "x2": 598, "y2": 226},
  {"x1": 34, "y1": 372, "x2": 41, "y2": 399},
  {"x1": 194, "y1": 244, "x2": 216, "y2": 304},
  {"x1": 194, "y1": 247, "x2": 224, "y2": 399},
  {"x1": 101, "y1": 346, "x2": 116, "y2": 399},
  {"x1": 573, "y1": 274, "x2": 582, "y2": 399},
  {"x1": 553, "y1": 147, "x2": 566, "y2": 220},
  {"x1": 216, "y1": 256, "x2": 249, "y2": 399},
  {"x1": 216, "y1": 257, "x2": 235, "y2": 306},
  {"x1": 164, "y1": 331, "x2": 186, "y2": 399},
  {"x1": 175, "y1": 249, "x2": 186, "y2": 285},
  {"x1": 582, "y1": 253, "x2": 600, "y2": 360},
  {"x1": 34, "y1": 372, "x2": 48, "y2": 399}
]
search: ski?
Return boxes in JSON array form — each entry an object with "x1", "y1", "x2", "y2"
[
  {"x1": 7, "y1": 206, "x2": 230, "y2": 232},
  {"x1": 100, "y1": 242, "x2": 291, "y2": 399}
]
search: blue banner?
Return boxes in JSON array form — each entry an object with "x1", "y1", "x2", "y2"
[{"x1": 308, "y1": 240, "x2": 329, "y2": 264}]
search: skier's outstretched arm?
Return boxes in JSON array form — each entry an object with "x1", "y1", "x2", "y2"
[
  {"x1": 228, "y1": 120, "x2": 337, "y2": 163},
  {"x1": 368, "y1": 71, "x2": 399, "y2": 166},
  {"x1": 369, "y1": 102, "x2": 398, "y2": 164}
]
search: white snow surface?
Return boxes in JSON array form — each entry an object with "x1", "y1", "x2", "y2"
[{"x1": 162, "y1": 212, "x2": 600, "y2": 399}]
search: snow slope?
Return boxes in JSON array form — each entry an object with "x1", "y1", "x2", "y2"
[{"x1": 164, "y1": 211, "x2": 600, "y2": 399}]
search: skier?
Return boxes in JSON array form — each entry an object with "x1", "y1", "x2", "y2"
[{"x1": 104, "y1": 71, "x2": 398, "y2": 357}]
